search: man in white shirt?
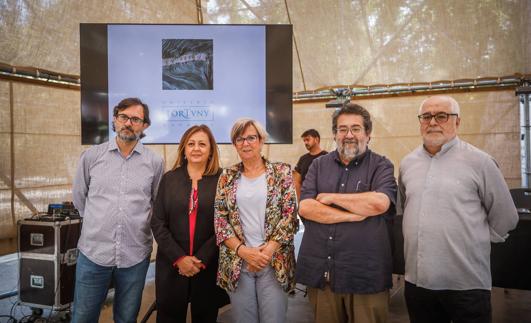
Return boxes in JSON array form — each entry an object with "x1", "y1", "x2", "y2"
[{"x1": 398, "y1": 95, "x2": 518, "y2": 323}]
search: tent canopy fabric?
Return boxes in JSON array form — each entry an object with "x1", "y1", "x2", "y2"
[{"x1": 0, "y1": 0, "x2": 528, "y2": 255}]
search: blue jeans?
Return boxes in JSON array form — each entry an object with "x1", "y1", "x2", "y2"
[
  {"x1": 228, "y1": 265, "x2": 288, "y2": 323},
  {"x1": 71, "y1": 252, "x2": 150, "y2": 323}
]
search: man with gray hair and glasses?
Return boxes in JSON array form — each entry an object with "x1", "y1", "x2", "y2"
[
  {"x1": 296, "y1": 103, "x2": 397, "y2": 323},
  {"x1": 398, "y1": 95, "x2": 518, "y2": 323},
  {"x1": 72, "y1": 97, "x2": 164, "y2": 323}
]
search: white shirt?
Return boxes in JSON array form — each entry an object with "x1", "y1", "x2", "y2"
[
  {"x1": 236, "y1": 173, "x2": 267, "y2": 248},
  {"x1": 398, "y1": 137, "x2": 518, "y2": 290}
]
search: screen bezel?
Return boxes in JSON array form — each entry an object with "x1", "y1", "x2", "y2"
[{"x1": 80, "y1": 23, "x2": 293, "y2": 145}]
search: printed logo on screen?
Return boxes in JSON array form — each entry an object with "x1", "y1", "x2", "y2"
[
  {"x1": 162, "y1": 39, "x2": 213, "y2": 90},
  {"x1": 166, "y1": 107, "x2": 213, "y2": 121}
]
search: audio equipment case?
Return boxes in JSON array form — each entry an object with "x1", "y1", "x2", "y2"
[{"x1": 18, "y1": 217, "x2": 82, "y2": 310}]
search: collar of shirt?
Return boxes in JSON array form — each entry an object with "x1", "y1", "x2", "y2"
[
  {"x1": 422, "y1": 136, "x2": 459, "y2": 158},
  {"x1": 332, "y1": 149, "x2": 369, "y2": 167},
  {"x1": 108, "y1": 137, "x2": 145, "y2": 155}
]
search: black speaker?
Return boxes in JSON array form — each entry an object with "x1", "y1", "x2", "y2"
[{"x1": 18, "y1": 218, "x2": 82, "y2": 309}]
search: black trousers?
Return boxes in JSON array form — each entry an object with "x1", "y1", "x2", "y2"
[
  {"x1": 156, "y1": 279, "x2": 221, "y2": 323},
  {"x1": 404, "y1": 281, "x2": 492, "y2": 323},
  {"x1": 156, "y1": 302, "x2": 219, "y2": 323}
]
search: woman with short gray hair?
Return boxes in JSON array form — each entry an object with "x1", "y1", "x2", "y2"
[{"x1": 214, "y1": 118, "x2": 298, "y2": 323}]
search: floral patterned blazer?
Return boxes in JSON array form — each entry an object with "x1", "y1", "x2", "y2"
[{"x1": 214, "y1": 158, "x2": 299, "y2": 292}]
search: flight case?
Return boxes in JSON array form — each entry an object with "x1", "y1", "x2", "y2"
[{"x1": 18, "y1": 217, "x2": 82, "y2": 310}]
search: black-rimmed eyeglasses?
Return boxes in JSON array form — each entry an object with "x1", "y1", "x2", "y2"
[
  {"x1": 116, "y1": 114, "x2": 144, "y2": 125},
  {"x1": 418, "y1": 112, "x2": 458, "y2": 124}
]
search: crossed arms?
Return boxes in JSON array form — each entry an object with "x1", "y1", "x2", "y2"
[{"x1": 299, "y1": 191, "x2": 391, "y2": 224}]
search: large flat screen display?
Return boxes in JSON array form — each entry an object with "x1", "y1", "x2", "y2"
[{"x1": 80, "y1": 24, "x2": 292, "y2": 145}]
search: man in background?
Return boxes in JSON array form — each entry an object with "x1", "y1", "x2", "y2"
[
  {"x1": 293, "y1": 129, "x2": 327, "y2": 200},
  {"x1": 72, "y1": 97, "x2": 164, "y2": 323},
  {"x1": 398, "y1": 95, "x2": 518, "y2": 323}
]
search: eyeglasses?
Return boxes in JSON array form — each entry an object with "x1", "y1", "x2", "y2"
[
  {"x1": 116, "y1": 114, "x2": 144, "y2": 125},
  {"x1": 336, "y1": 126, "x2": 364, "y2": 136},
  {"x1": 418, "y1": 112, "x2": 458, "y2": 124},
  {"x1": 235, "y1": 135, "x2": 259, "y2": 145}
]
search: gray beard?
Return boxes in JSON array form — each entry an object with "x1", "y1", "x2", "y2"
[
  {"x1": 338, "y1": 141, "x2": 359, "y2": 161},
  {"x1": 117, "y1": 129, "x2": 141, "y2": 142}
]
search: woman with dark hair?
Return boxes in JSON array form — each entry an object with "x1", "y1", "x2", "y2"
[{"x1": 151, "y1": 125, "x2": 229, "y2": 323}]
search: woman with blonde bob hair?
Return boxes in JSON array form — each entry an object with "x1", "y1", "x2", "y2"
[
  {"x1": 151, "y1": 125, "x2": 229, "y2": 323},
  {"x1": 214, "y1": 118, "x2": 298, "y2": 323}
]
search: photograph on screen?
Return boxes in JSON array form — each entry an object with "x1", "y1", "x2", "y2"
[
  {"x1": 108, "y1": 25, "x2": 265, "y2": 144},
  {"x1": 162, "y1": 39, "x2": 213, "y2": 90}
]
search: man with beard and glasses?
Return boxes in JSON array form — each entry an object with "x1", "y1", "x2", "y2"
[
  {"x1": 293, "y1": 129, "x2": 327, "y2": 200},
  {"x1": 296, "y1": 103, "x2": 397, "y2": 323},
  {"x1": 398, "y1": 95, "x2": 518, "y2": 323},
  {"x1": 72, "y1": 97, "x2": 164, "y2": 323}
]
